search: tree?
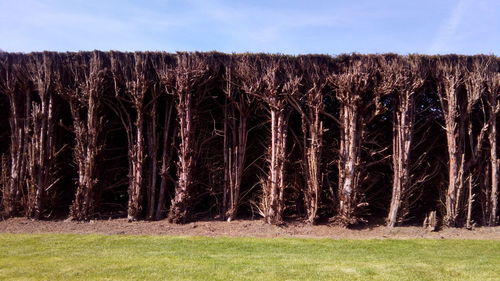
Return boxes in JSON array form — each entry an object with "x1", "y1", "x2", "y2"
[
  {"x1": 167, "y1": 53, "x2": 214, "y2": 223},
  {"x1": 288, "y1": 56, "x2": 328, "y2": 224},
  {"x1": 435, "y1": 56, "x2": 467, "y2": 227},
  {"x1": 221, "y1": 55, "x2": 256, "y2": 221},
  {"x1": 380, "y1": 55, "x2": 426, "y2": 227},
  {"x1": 329, "y1": 57, "x2": 375, "y2": 226},
  {"x1": 110, "y1": 52, "x2": 152, "y2": 221},
  {"x1": 259, "y1": 57, "x2": 300, "y2": 224},
  {"x1": 151, "y1": 53, "x2": 177, "y2": 220},
  {"x1": 25, "y1": 52, "x2": 62, "y2": 219},
  {"x1": 60, "y1": 51, "x2": 107, "y2": 220},
  {"x1": 485, "y1": 62, "x2": 499, "y2": 226},
  {"x1": 0, "y1": 53, "x2": 29, "y2": 217}
]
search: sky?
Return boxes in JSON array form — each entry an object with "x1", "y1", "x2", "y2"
[{"x1": 0, "y1": 0, "x2": 498, "y2": 55}]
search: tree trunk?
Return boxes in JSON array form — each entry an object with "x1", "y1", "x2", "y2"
[
  {"x1": 444, "y1": 114, "x2": 464, "y2": 227},
  {"x1": 264, "y1": 108, "x2": 288, "y2": 224},
  {"x1": 223, "y1": 100, "x2": 248, "y2": 221},
  {"x1": 303, "y1": 107, "x2": 322, "y2": 224},
  {"x1": 466, "y1": 175, "x2": 474, "y2": 229},
  {"x1": 127, "y1": 109, "x2": 144, "y2": 221},
  {"x1": 168, "y1": 86, "x2": 194, "y2": 223},
  {"x1": 146, "y1": 96, "x2": 158, "y2": 220},
  {"x1": 338, "y1": 102, "x2": 362, "y2": 225},
  {"x1": 488, "y1": 94, "x2": 498, "y2": 226},
  {"x1": 155, "y1": 99, "x2": 175, "y2": 220},
  {"x1": 387, "y1": 90, "x2": 414, "y2": 227},
  {"x1": 27, "y1": 91, "x2": 56, "y2": 219},
  {"x1": 69, "y1": 72, "x2": 103, "y2": 221},
  {"x1": 3, "y1": 89, "x2": 28, "y2": 217},
  {"x1": 437, "y1": 74, "x2": 466, "y2": 227}
]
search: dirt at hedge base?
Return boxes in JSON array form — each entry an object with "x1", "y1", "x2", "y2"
[{"x1": 0, "y1": 217, "x2": 499, "y2": 239}]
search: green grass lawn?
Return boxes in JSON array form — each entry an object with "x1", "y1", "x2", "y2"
[{"x1": 0, "y1": 234, "x2": 498, "y2": 281}]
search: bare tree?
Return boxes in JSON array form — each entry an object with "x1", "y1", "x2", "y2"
[
  {"x1": 167, "y1": 53, "x2": 213, "y2": 223},
  {"x1": 461, "y1": 57, "x2": 494, "y2": 228},
  {"x1": 379, "y1": 55, "x2": 426, "y2": 227},
  {"x1": 435, "y1": 57, "x2": 467, "y2": 227},
  {"x1": 0, "y1": 52, "x2": 498, "y2": 228},
  {"x1": 60, "y1": 51, "x2": 107, "y2": 220},
  {"x1": 110, "y1": 52, "x2": 152, "y2": 221},
  {"x1": 25, "y1": 52, "x2": 61, "y2": 219},
  {"x1": 328, "y1": 58, "x2": 375, "y2": 226},
  {"x1": 485, "y1": 66, "x2": 499, "y2": 226},
  {"x1": 152, "y1": 53, "x2": 177, "y2": 220},
  {"x1": 257, "y1": 57, "x2": 300, "y2": 224},
  {"x1": 220, "y1": 55, "x2": 256, "y2": 221},
  {"x1": 0, "y1": 54, "x2": 29, "y2": 217},
  {"x1": 287, "y1": 57, "x2": 328, "y2": 224}
]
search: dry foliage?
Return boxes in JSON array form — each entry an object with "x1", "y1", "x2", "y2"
[{"x1": 0, "y1": 52, "x2": 498, "y2": 228}]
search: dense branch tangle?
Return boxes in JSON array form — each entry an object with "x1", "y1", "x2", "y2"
[
  {"x1": 0, "y1": 52, "x2": 498, "y2": 228},
  {"x1": 60, "y1": 51, "x2": 107, "y2": 220},
  {"x1": 221, "y1": 55, "x2": 256, "y2": 221},
  {"x1": 328, "y1": 56, "x2": 377, "y2": 226},
  {"x1": 379, "y1": 55, "x2": 427, "y2": 227}
]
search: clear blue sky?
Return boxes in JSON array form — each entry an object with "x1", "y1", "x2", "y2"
[{"x1": 1, "y1": 0, "x2": 498, "y2": 54}]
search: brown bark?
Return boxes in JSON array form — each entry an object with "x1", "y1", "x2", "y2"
[
  {"x1": 330, "y1": 60, "x2": 372, "y2": 226},
  {"x1": 259, "y1": 58, "x2": 299, "y2": 224},
  {"x1": 436, "y1": 58, "x2": 466, "y2": 227},
  {"x1": 487, "y1": 71, "x2": 499, "y2": 225},
  {"x1": 0, "y1": 55, "x2": 28, "y2": 217},
  {"x1": 0, "y1": 52, "x2": 498, "y2": 228},
  {"x1": 388, "y1": 89, "x2": 414, "y2": 227},
  {"x1": 110, "y1": 52, "x2": 151, "y2": 221},
  {"x1": 25, "y1": 53, "x2": 60, "y2": 219},
  {"x1": 63, "y1": 52, "x2": 106, "y2": 221},
  {"x1": 381, "y1": 56, "x2": 426, "y2": 227},
  {"x1": 151, "y1": 53, "x2": 178, "y2": 220},
  {"x1": 302, "y1": 104, "x2": 323, "y2": 224},
  {"x1": 264, "y1": 107, "x2": 289, "y2": 224},
  {"x1": 463, "y1": 59, "x2": 491, "y2": 228},
  {"x1": 155, "y1": 98, "x2": 176, "y2": 220},
  {"x1": 167, "y1": 53, "x2": 212, "y2": 223},
  {"x1": 146, "y1": 84, "x2": 159, "y2": 220},
  {"x1": 222, "y1": 59, "x2": 252, "y2": 221},
  {"x1": 289, "y1": 59, "x2": 326, "y2": 224}
]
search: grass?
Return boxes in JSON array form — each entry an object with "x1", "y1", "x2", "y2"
[{"x1": 0, "y1": 234, "x2": 499, "y2": 281}]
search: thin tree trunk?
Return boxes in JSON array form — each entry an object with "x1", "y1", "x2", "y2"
[
  {"x1": 156, "y1": 99, "x2": 175, "y2": 220},
  {"x1": 233, "y1": 114, "x2": 248, "y2": 218},
  {"x1": 223, "y1": 101, "x2": 249, "y2": 221},
  {"x1": 466, "y1": 175, "x2": 473, "y2": 229},
  {"x1": 266, "y1": 108, "x2": 278, "y2": 223},
  {"x1": 128, "y1": 109, "x2": 144, "y2": 221},
  {"x1": 222, "y1": 98, "x2": 229, "y2": 218},
  {"x1": 27, "y1": 92, "x2": 56, "y2": 219},
  {"x1": 3, "y1": 89, "x2": 27, "y2": 216},
  {"x1": 488, "y1": 93, "x2": 498, "y2": 225},
  {"x1": 264, "y1": 108, "x2": 288, "y2": 224},
  {"x1": 146, "y1": 96, "x2": 158, "y2": 220},
  {"x1": 387, "y1": 91, "x2": 414, "y2": 227}
]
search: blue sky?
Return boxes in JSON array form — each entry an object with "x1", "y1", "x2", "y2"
[{"x1": 0, "y1": 0, "x2": 498, "y2": 54}]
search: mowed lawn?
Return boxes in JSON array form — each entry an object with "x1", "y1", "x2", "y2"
[{"x1": 0, "y1": 234, "x2": 499, "y2": 281}]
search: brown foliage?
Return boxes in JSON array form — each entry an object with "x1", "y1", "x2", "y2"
[{"x1": 0, "y1": 52, "x2": 498, "y2": 228}]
